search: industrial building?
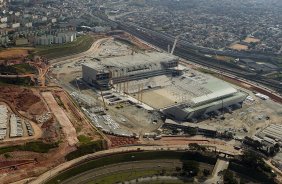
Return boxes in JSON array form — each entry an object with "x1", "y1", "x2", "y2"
[
  {"x1": 0, "y1": 105, "x2": 8, "y2": 140},
  {"x1": 82, "y1": 52, "x2": 180, "y2": 89},
  {"x1": 10, "y1": 114, "x2": 23, "y2": 137},
  {"x1": 256, "y1": 124, "x2": 282, "y2": 143}
]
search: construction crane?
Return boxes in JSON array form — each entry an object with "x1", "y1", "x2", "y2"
[
  {"x1": 170, "y1": 35, "x2": 180, "y2": 55},
  {"x1": 167, "y1": 44, "x2": 170, "y2": 53}
]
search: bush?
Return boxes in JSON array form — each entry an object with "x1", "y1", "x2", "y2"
[
  {"x1": 65, "y1": 140, "x2": 106, "y2": 160},
  {"x1": 203, "y1": 169, "x2": 210, "y2": 176},
  {"x1": 229, "y1": 162, "x2": 275, "y2": 183},
  {"x1": 77, "y1": 135, "x2": 92, "y2": 144},
  {"x1": 4, "y1": 153, "x2": 11, "y2": 159},
  {"x1": 0, "y1": 141, "x2": 58, "y2": 155},
  {"x1": 182, "y1": 160, "x2": 199, "y2": 177},
  {"x1": 19, "y1": 141, "x2": 58, "y2": 153},
  {"x1": 223, "y1": 169, "x2": 238, "y2": 184}
]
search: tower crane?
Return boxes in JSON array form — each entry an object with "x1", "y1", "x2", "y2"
[{"x1": 170, "y1": 35, "x2": 180, "y2": 55}]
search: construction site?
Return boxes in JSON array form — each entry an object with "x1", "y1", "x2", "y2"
[
  {"x1": 0, "y1": 31, "x2": 281, "y2": 183},
  {"x1": 0, "y1": 85, "x2": 103, "y2": 183},
  {"x1": 49, "y1": 33, "x2": 281, "y2": 142}
]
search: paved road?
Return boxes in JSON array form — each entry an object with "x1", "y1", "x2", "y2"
[
  {"x1": 28, "y1": 145, "x2": 238, "y2": 184},
  {"x1": 62, "y1": 160, "x2": 181, "y2": 184},
  {"x1": 204, "y1": 158, "x2": 229, "y2": 184}
]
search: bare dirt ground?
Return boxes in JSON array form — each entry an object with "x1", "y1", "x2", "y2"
[
  {"x1": 0, "y1": 39, "x2": 109, "y2": 183},
  {"x1": 107, "y1": 135, "x2": 139, "y2": 148},
  {"x1": 229, "y1": 43, "x2": 248, "y2": 51},
  {"x1": 0, "y1": 142, "x2": 76, "y2": 184},
  {"x1": 116, "y1": 32, "x2": 155, "y2": 51},
  {"x1": 0, "y1": 86, "x2": 48, "y2": 120},
  {"x1": 54, "y1": 90, "x2": 102, "y2": 141},
  {"x1": 243, "y1": 37, "x2": 260, "y2": 43},
  {"x1": 41, "y1": 91, "x2": 78, "y2": 146},
  {"x1": 50, "y1": 38, "x2": 162, "y2": 136},
  {"x1": 0, "y1": 48, "x2": 32, "y2": 60},
  {"x1": 140, "y1": 88, "x2": 176, "y2": 109}
]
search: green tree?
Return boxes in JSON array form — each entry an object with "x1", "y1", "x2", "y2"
[
  {"x1": 223, "y1": 169, "x2": 238, "y2": 184},
  {"x1": 182, "y1": 160, "x2": 199, "y2": 177},
  {"x1": 189, "y1": 143, "x2": 206, "y2": 152},
  {"x1": 203, "y1": 169, "x2": 210, "y2": 176}
]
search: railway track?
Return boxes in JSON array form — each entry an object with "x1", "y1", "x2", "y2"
[{"x1": 118, "y1": 24, "x2": 282, "y2": 93}]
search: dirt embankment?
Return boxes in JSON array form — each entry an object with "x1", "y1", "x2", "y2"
[{"x1": 0, "y1": 86, "x2": 48, "y2": 119}]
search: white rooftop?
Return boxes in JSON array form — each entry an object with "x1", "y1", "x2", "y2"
[
  {"x1": 83, "y1": 51, "x2": 178, "y2": 70},
  {"x1": 192, "y1": 87, "x2": 237, "y2": 105}
]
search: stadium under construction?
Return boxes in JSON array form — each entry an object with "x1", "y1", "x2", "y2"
[{"x1": 82, "y1": 51, "x2": 248, "y2": 121}]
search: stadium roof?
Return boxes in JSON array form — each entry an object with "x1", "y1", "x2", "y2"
[{"x1": 83, "y1": 52, "x2": 178, "y2": 70}]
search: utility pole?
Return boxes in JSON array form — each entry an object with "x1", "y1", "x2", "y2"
[{"x1": 100, "y1": 90, "x2": 108, "y2": 110}]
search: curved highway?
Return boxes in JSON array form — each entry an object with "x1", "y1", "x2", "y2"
[{"x1": 61, "y1": 160, "x2": 182, "y2": 184}]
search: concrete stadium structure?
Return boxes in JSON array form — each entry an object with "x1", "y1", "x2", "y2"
[
  {"x1": 161, "y1": 83, "x2": 248, "y2": 121},
  {"x1": 82, "y1": 51, "x2": 248, "y2": 121},
  {"x1": 82, "y1": 52, "x2": 180, "y2": 89}
]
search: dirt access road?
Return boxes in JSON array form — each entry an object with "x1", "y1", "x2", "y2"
[
  {"x1": 49, "y1": 37, "x2": 111, "y2": 64},
  {"x1": 41, "y1": 91, "x2": 78, "y2": 146}
]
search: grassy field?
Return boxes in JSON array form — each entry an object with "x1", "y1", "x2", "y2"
[
  {"x1": 77, "y1": 135, "x2": 92, "y2": 144},
  {"x1": 34, "y1": 35, "x2": 95, "y2": 60},
  {"x1": 87, "y1": 170, "x2": 162, "y2": 184}
]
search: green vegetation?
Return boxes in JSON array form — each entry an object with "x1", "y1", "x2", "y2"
[
  {"x1": 275, "y1": 57, "x2": 282, "y2": 68},
  {"x1": 65, "y1": 140, "x2": 106, "y2": 161},
  {"x1": 182, "y1": 160, "x2": 200, "y2": 177},
  {"x1": 0, "y1": 63, "x2": 36, "y2": 75},
  {"x1": 77, "y1": 135, "x2": 92, "y2": 144},
  {"x1": 20, "y1": 141, "x2": 59, "y2": 153},
  {"x1": 267, "y1": 72, "x2": 282, "y2": 81},
  {"x1": 11, "y1": 63, "x2": 37, "y2": 74},
  {"x1": 3, "y1": 153, "x2": 11, "y2": 159},
  {"x1": 54, "y1": 96, "x2": 66, "y2": 109},
  {"x1": 0, "y1": 141, "x2": 58, "y2": 155},
  {"x1": 88, "y1": 170, "x2": 163, "y2": 184},
  {"x1": 229, "y1": 150, "x2": 276, "y2": 183},
  {"x1": 0, "y1": 77, "x2": 34, "y2": 86},
  {"x1": 188, "y1": 143, "x2": 207, "y2": 152},
  {"x1": 34, "y1": 35, "x2": 95, "y2": 59},
  {"x1": 196, "y1": 68, "x2": 216, "y2": 75},
  {"x1": 0, "y1": 63, "x2": 36, "y2": 85},
  {"x1": 47, "y1": 151, "x2": 217, "y2": 184},
  {"x1": 223, "y1": 169, "x2": 238, "y2": 184},
  {"x1": 242, "y1": 150, "x2": 271, "y2": 173}
]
